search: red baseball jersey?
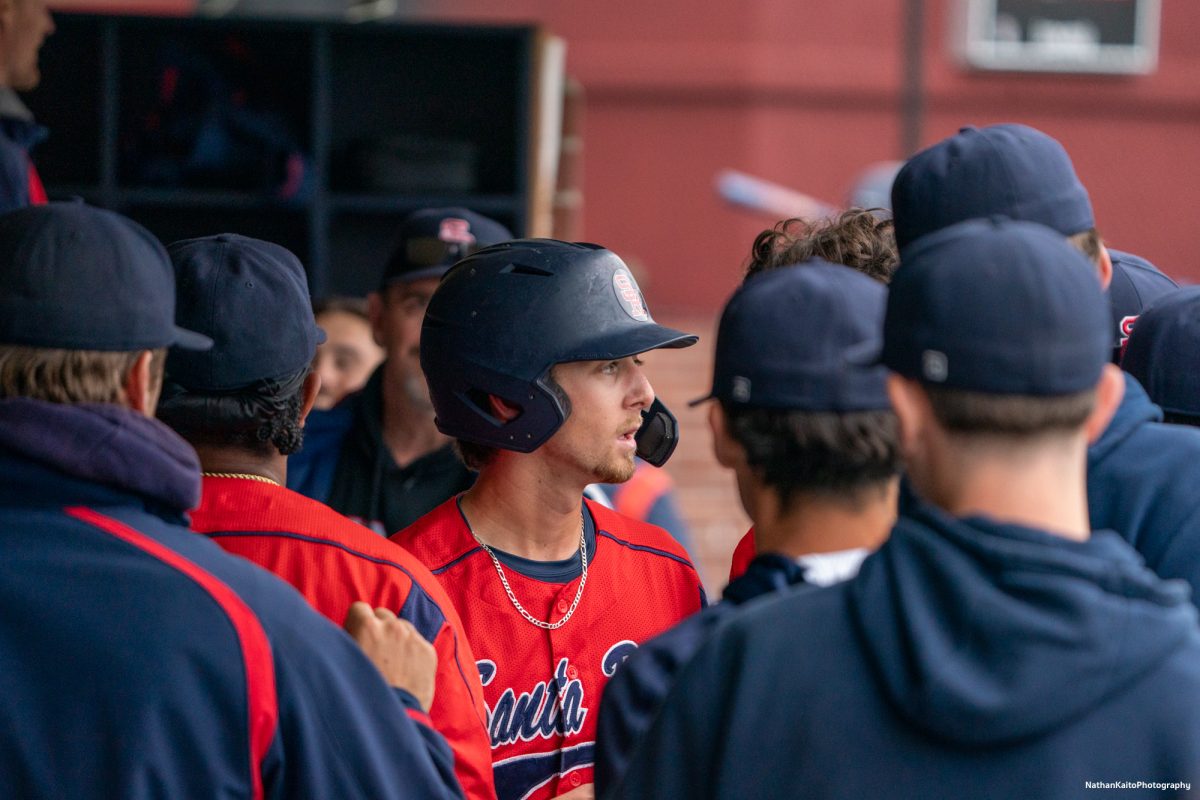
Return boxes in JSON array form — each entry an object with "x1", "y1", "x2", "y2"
[
  {"x1": 729, "y1": 526, "x2": 757, "y2": 582},
  {"x1": 190, "y1": 476, "x2": 496, "y2": 800},
  {"x1": 392, "y1": 496, "x2": 706, "y2": 800}
]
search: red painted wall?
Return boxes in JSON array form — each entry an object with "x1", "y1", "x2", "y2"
[{"x1": 410, "y1": 0, "x2": 1199, "y2": 316}]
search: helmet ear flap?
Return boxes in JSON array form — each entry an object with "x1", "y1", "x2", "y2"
[{"x1": 433, "y1": 363, "x2": 571, "y2": 453}]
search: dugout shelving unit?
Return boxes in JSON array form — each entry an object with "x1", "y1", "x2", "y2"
[{"x1": 25, "y1": 13, "x2": 541, "y2": 297}]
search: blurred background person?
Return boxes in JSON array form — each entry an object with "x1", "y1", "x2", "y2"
[
  {"x1": 312, "y1": 295, "x2": 384, "y2": 410},
  {"x1": 0, "y1": 0, "x2": 53, "y2": 211}
]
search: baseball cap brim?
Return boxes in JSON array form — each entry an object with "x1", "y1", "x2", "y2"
[
  {"x1": 689, "y1": 338, "x2": 885, "y2": 407},
  {"x1": 382, "y1": 263, "x2": 453, "y2": 286},
  {"x1": 172, "y1": 326, "x2": 215, "y2": 351}
]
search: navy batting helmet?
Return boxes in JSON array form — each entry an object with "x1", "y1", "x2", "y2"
[{"x1": 421, "y1": 239, "x2": 698, "y2": 455}]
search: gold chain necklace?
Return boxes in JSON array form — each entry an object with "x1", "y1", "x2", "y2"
[
  {"x1": 469, "y1": 512, "x2": 588, "y2": 631},
  {"x1": 201, "y1": 471, "x2": 280, "y2": 486}
]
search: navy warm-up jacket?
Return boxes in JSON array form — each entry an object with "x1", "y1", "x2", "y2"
[
  {"x1": 1089, "y1": 372, "x2": 1200, "y2": 603},
  {"x1": 0, "y1": 398, "x2": 464, "y2": 799},
  {"x1": 595, "y1": 553, "x2": 807, "y2": 792}
]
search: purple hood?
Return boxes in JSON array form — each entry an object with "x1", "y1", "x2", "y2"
[{"x1": 0, "y1": 398, "x2": 201, "y2": 512}]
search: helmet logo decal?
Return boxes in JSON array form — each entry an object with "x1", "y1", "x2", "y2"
[
  {"x1": 439, "y1": 218, "x2": 476, "y2": 245},
  {"x1": 613, "y1": 269, "x2": 650, "y2": 322}
]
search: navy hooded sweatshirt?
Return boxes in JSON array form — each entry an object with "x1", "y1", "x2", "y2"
[
  {"x1": 0, "y1": 398, "x2": 463, "y2": 799},
  {"x1": 1089, "y1": 373, "x2": 1200, "y2": 603},
  {"x1": 595, "y1": 553, "x2": 808, "y2": 792},
  {"x1": 613, "y1": 496, "x2": 1200, "y2": 799}
]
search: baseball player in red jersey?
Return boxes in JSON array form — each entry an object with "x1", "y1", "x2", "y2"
[
  {"x1": 392, "y1": 239, "x2": 706, "y2": 800},
  {"x1": 157, "y1": 234, "x2": 494, "y2": 799}
]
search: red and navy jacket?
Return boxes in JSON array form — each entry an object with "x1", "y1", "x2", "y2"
[
  {"x1": 393, "y1": 497, "x2": 706, "y2": 800},
  {"x1": 190, "y1": 476, "x2": 495, "y2": 800},
  {"x1": 0, "y1": 398, "x2": 462, "y2": 799}
]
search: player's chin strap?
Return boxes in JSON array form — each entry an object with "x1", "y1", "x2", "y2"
[{"x1": 635, "y1": 397, "x2": 679, "y2": 467}]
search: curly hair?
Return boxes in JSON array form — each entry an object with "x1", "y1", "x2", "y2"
[
  {"x1": 157, "y1": 368, "x2": 310, "y2": 457},
  {"x1": 745, "y1": 209, "x2": 898, "y2": 284}
]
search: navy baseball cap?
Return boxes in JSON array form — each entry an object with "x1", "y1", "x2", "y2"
[
  {"x1": 380, "y1": 207, "x2": 512, "y2": 287},
  {"x1": 691, "y1": 260, "x2": 889, "y2": 411},
  {"x1": 0, "y1": 203, "x2": 212, "y2": 352},
  {"x1": 166, "y1": 234, "x2": 325, "y2": 392},
  {"x1": 1107, "y1": 249, "x2": 1179, "y2": 363},
  {"x1": 891, "y1": 124, "x2": 1095, "y2": 249},
  {"x1": 1122, "y1": 286, "x2": 1200, "y2": 417},
  {"x1": 882, "y1": 217, "x2": 1110, "y2": 395}
]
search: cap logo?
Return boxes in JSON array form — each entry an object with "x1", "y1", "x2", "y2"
[
  {"x1": 1118, "y1": 314, "x2": 1138, "y2": 360},
  {"x1": 613, "y1": 268, "x2": 650, "y2": 321},
  {"x1": 732, "y1": 376, "x2": 752, "y2": 402},
  {"x1": 1119, "y1": 314, "x2": 1138, "y2": 343},
  {"x1": 438, "y1": 218, "x2": 476, "y2": 246},
  {"x1": 922, "y1": 350, "x2": 949, "y2": 382}
]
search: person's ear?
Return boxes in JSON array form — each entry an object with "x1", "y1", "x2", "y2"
[
  {"x1": 122, "y1": 350, "x2": 157, "y2": 417},
  {"x1": 367, "y1": 291, "x2": 386, "y2": 348},
  {"x1": 298, "y1": 370, "x2": 322, "y2": 427},
  {"x1": 1084, "y1": 364, "x2": 1125, "y2": 444},
  {"x1": 487, "y1": 393, "x2": 522, "y2": 423},
  {"x1": 707, "y1": 402, "x2": 745, "y2": 469},
  {"x1": 886, "y1": 374, "x2": 929, "y2": 456},
  {"x1": 1096, "y1": 243, "x2": 1114, "y2": 290}
]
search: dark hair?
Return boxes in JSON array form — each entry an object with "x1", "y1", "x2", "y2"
[
  {"x1": 722, "y1": 402, "x2": 900, "y2": 511},
  {"x1": 313, "y1": 295, "x2": 370, "y2": 321},
  {"x1": 453, "y1": 439, "x2": 494, "y2": 471},
  {"x1": 157, "y1": 368, "x2": 310, "y2": 456},
  {"x1": 746, "y1": 210, "x2": 898, "y2": 284},
  {"x1": 923, "y1": 385, "x2": 1096, "y2": 436}
]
